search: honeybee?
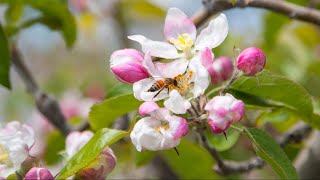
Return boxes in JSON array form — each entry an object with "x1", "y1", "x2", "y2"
[{"x1": 147, "y1": 78, "x2": 179, "y2": 99}]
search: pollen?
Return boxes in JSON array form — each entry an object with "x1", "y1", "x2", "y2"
[
  {"x1": 169, "y1": 34, "x2": 194, "y2": 58},
  {"x1": 154, "y1": 121, "x2": 170, "y2": 134},
  {"x1": 173, "y1": 70, "x2": 194, "y2": 94}
]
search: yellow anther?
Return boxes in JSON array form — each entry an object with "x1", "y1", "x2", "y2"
[{"x1": 154, "y1": 123, "x2": 170, "y2": 134}]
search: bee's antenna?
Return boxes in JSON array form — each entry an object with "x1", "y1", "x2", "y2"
[{"x1": 174, "y1": 147, "x2": 180, "y2": 156}]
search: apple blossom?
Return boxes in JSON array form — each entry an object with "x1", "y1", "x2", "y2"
[
  {"x1": 0, "y1": 121, "x2": 34, "y2": 178},
  {"x1": 237, "y1": 47, "x2": 266, "y2": 76},
  {"x1": 24, "y1": 167, "x2": 54, "y2": 180},
  {"x1": 110, "y1": 48, "x2": 149, "y2": 84},
  {"x1": 130, "y1": 102, "x2": 188, "y2": 151},
  {"x1": 133, "y1": 52, "x2": 209, "y2": 114},
  {"x1": 65, "y1": 131, "x2": 116, "y2": 179},
  {"x1": 128, "y1": 8, "x2": 228, "y2": 60},
  {"x1": 205, "y1": 94, "x2": 245, "y2": 133}
]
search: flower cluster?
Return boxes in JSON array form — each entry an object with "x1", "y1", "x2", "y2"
[
  {"x1": 0, "y1": 121, "x2": 117, "y2": 179},
  {"x1": 110, "y1": 8, "x2": 266, "y2": 152}
]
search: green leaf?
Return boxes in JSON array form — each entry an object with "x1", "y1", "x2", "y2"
[
  {"x1": 207, "y1": 127, "x2": 240, "y2": 152},
  {"x1": 5, "y1": 0, "x2": 24, "y2": 25},
  {"x1": 107, "y1": 83, "x2": 133, "y2": 99},
  {"x1": 231, "y1": 71, "x2": 315, "y2": 127},
  {"x1": 57, "y1": 128, "x2": 128, "y2": 179},
  {"x1": 89, "y1": 94, "x2": 141, "y2": 130},
  {"x1": 0, "y1": 24, "x2": 11, "y2": 89},
  {"x1": 24, "y1": 0, "x2": 77, "y2": 47},
  {"x1": 44, "y1": 131, "x2": 65, "y2": 165},
  {"x1": 162, "y1": 140, "x2": 220, "y2": 179},
  {"x1": 243, "y1": 128, "x2": 298, "y2": 179}
]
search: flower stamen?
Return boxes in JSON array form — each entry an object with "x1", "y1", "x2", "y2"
[{"x1": 169, "y1": 33, "x2": 194, "y2": 59}]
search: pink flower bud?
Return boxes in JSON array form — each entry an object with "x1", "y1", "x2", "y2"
[
  {"x1": 110, "y1": 49, "x2": 149, "y2": 84},
  {"x1": 237, "y1": 47, "x2": 266, "y2": 75},
  {"x1": 208, "y1": 56, "x2": 234, "y2": 84},
  {"x1": 205, "y1": 94, "x2": 245, "y2": 133},
  {"x1": 24, "y1": 167, "x2": 54, "y2": 180},
  {"x1": 138, "y1": 101, "x2": 160, "y2": 116},
  {"x1": 76, "y1": 147, "x2": 116, "y2": 180}
]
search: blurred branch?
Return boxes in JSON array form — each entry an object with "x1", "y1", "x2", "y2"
[
  {"x1": 295, "y1": 131, "x2": 320, "y2": 179},
  {"x1": 192, "y1": 0, "x2": 320, "y2": 27},
  {"x1": 197, "y1": 122, "x2": 311, "y2": 175},
  {"x1": 11, "y1": 44, "x2": 71, "y2": 136}
]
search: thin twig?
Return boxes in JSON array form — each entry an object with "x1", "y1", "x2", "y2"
[
  {"x1": 11, "y1": 44, "x2": 71, "y2": 135},
  {"x1": 193, "y1": 0, "x2": 320, "y2": 28}
]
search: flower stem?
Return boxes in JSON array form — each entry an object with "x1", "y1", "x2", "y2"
[{"x1": 219, "y1": 71, "x2": 242, "y2": 95}]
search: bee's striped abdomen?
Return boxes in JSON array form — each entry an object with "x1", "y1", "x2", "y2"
[{"x1": 147, "y1": 80, "x2": 165, "y2": 92}]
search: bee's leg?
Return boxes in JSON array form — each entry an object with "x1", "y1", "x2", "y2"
[
  {"x1": 153, "y1": 87, "x2": 165, "y2": 99},
  {"x1": 167, "y1": 87, "x2": 170, "y2": 95}
]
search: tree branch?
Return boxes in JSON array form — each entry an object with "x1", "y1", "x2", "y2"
[
  {"x1": 192, "y1": 0, "x2": 320, "y2": 27},
  {"x1": 198, "y1": 122, "x2": 311, "y2": 176},
  {"x1": 11, "y1": 44, "x2": 71, "y2": 136}
]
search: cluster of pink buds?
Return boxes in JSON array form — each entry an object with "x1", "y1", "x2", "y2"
[{"x1": 109, "y1": 7, "x2": 266, "y2": 152}]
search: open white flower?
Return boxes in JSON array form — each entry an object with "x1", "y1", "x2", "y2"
[
  {"x1": 130, "y1": 102, "x2": 188, "y2": 151},
  {"x1": 133, "y1": 52, "x2": 209, "y2": 114},
  {"x1": 0, "y1": 121, "x2": 34, "y2": 178},
  {"x1": 128, "y1": 8, "x2": 228, "y2": 60}
]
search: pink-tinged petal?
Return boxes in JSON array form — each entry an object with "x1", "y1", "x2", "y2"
[
  {"x1": 195, "y1": 13, "x2": 228, "y2": 50},
  {"x1": 110, "y1": 49, "x2": 149, "y2": 84},
  {"x1": 128, "y1": 35, "x2": 179, "y2": 59},
  {"x1": 200, "y1": 47, "x2": 214, "y2": 69},
  {"x1": 25, "y1": 167, "x2": 54, "y2": 180},
  {"x1": 155, "y1": 59, "x2": 189, "y2": 78},
  {"x1": 164, "y1": 8, "x2": 196, "y2": 42},
  {"x1": 133, "y1": 78, "x2": 168, "y2": 102},
  {"x1": 111, "y1": 48, "x2": 144, "y2": 63},
  {"x1": 164, "y1": 90, "x2": 191, "y2": 114},
  {"x1": 208, "y1": 115, "x2": 232, "y2": 134},
  {"x1": 111, "y1": 62, "x2": 149, "y2": 84},
  {"x1": 173, "y1": 118, "x2": 188, "y2": 140},
  {"x1": 139, "y1": 101, "x2": 160, "y2": 116},
  {"x1": 230, "y1": 100, "x2": 245, "y2": 122},
  {"x1": 142, "y1": 52, "x2": 161, "y2": 77},
  {"x1": 237, "y1": 47, "x2": 266, "y2": 75}
]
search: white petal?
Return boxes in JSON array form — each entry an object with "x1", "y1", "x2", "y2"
[
  {"x1": 164, "y1": 90, "x2": 191, "y2": 114},
  {"x1": 195, "y1": 13, "x2": 228, "y2": 50},
  {"x1": 189, "y1": 55, "x2": 210, "y2": 97},
  {"x1": 155, "y1": 59, "x2": 189, "y2": 78},
  {"x1": 164, "y1": 8, "x2": 196, "y2": 42},
  {"x1": 128, "y1": 35, "x2": 179, "y2": 59},
  {"x1": 66, "y1": 131, "x2": 93, "y2": 157},
  {"x1": 133, "y1": 78, "x2": 168, "y2": 101},
  {"x1": 142, "y1": 52, "x2": 161, "y2": 77}
]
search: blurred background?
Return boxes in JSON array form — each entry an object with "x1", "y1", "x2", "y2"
[{"x1": 0, "y1": 0, "x2": 319, "y2": 179}]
